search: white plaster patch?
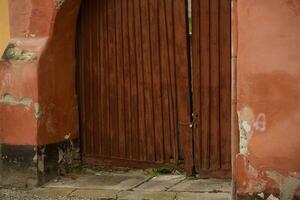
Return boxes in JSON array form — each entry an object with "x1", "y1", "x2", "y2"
[
  {"x1": 238, "y1": 107, "x2": 256, "y2": 155},
  {"x1": 242, "y1": 121, "x2": 252, "y2": 132},
  {"x1": 55, "y1": 0, "x2": 65, "y2": 9},
  {"x1": 0, "y1": 93, "x2": 32, "y2": 107},
  {"x1": 258, "y1": 192, "x2": 264, "y2": 199},
  {"x1": 34, "y1": 103, "x2": 42, "y2": 119},
  {"x1": 267, "y1": 194, "x2": 279, "y2": 200},
  {"x1": 238, "y1": 117, "x2": 252, "y2": 155}
]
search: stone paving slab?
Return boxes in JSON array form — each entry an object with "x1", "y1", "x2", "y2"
[
  {"x1": 70, "y1": 189, "x2": 119, "y2": 199},
  {"x1": 30, "y1": 188, "x2": 75, "y2": 198},
  {"x1": 45, "y1": 173, "x2": 149, "y2": 190},
  {"x1": 134, "y1": 175, "x2": 185, "y2": 192},
  {"x1": 168, "y1": 178, "x2": 231, "y2": 193},
  {"x1": 176, "y1": 192, "x2": 231, "y2": 200},
  {"x1": 118, "y1": 191, "x2": 176, "y2": 200}
]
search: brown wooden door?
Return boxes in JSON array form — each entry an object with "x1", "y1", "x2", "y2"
[
  {"x1": 77, "y1": 0, "x2": 231, "y2": 177},
  {"x1": 77, "y1": 0, "x2": 192, "y2": 171},
  {"x1": 191, "y1": 0, "x2": 232, "y2": 177}
]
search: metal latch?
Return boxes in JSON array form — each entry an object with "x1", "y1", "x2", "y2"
[{"x1": 179, "y1": 113, "x2": 199, "y2": 128}]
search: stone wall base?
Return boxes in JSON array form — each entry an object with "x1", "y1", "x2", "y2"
[{"x1": 0, "y1": 139, "x2": 80, "y2": 188}]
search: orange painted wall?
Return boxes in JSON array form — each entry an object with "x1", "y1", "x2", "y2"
[
  {"x1": 236, "y1": 0, "x2": 300, "y2": 198},
  {"x1": 0, "y1": 0, "x2": 80, "y2": 146}
]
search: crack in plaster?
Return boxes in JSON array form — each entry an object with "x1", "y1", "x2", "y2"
[{"x1": 0, "y1": 93, "x2": 32, "y2": 107}]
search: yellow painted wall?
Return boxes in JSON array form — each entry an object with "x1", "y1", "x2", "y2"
[{"x1": 0, "y1": 0, "x2": 10, "y2": 57}]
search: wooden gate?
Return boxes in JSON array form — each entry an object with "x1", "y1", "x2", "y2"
[
  {"x1": 191, "y1": 0, "x2": 231, "y2": 177},
  {"x1": 77, "y1": 0, "x2": 231, "y2": 177},
  {"x1": 77, "y1": 0, "x2": 191, "y2": 170}
]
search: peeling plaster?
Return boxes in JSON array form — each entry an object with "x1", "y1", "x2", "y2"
[
  {"x1": 2, "y1": 44, "x2": 37, "y2": 62},
  {"x1": 34, "y1": 103, "x2": 42, "y2": 119},
  {"x1": 240, "y1": 155, "x2": 300, "y2": 199},
  {"x1": 55, "y1": 0, "x2": 65, "y2": 10},
  {"x1": 280, "y1": 177, "x2": 300, "y2": 200},
  {"x1": 267, "y1": 194, "x2": 279, "y2": 200},
  {"x1": 246, "y1": 162, "x2": 268, "y2": 195},
  {"x1": 238, "y1": 106, "x2": 268, "y2": 155},
  {"x1": 238, "y1": 107, "x2": 255, "y2": 155},
  {"x1": 266, "y1": 171, "x2": 300, "y2": 200},
  {"x1": 0, "y1": 93, "x2": 32, "y2": 107},
  {"x1": 239, "y1": 119, "x2": 251, "y2": 155}
]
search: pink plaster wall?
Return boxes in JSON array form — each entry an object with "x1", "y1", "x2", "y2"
[{"x1": 236, "y1": 0, "x2": 300, "y2": 198}]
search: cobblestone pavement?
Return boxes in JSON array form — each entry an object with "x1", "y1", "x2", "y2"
[{"x1": 0, "y1": 168, "x2": 232, "y2": 200}]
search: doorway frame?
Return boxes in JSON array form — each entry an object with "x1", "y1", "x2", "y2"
[{"x1": 75, "y1": 0, "x2": 238, "y2": 198}]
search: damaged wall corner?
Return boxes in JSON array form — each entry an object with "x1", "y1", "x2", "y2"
[
  {"x1": 235, "y1": 0, "x2": 300, "y2": 199},
  {"x1": 0, "y1": 0, "x2": 81, "y2": 187}
]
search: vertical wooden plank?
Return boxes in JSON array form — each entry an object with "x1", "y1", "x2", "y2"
[
  {"x1": 210, "y1": 0, "x2": 221, "y2": 170},
  {"x1": 103, "y1": 0, "x2": 111, "y2": 156},
  {"x1": 220, "y1": 0, "x2": 231, "y2": 170},
  {"x1": 107, "y1": 0, "x2": 115, "y2": 156},
  {"x1": 128, "y1": 0, "x2": 139, "y2": 160},
  {"x1": 99, "y1": 0, "x2": 107, "y2": 156},
  {"x1": 94, "y1": 0, "x2": 101, "y2": 156},
  {"x1": 108, "y1": 0, "x2": 120, "y2": 157},
  {"x1": 134, "y1": 0, "x2": 147, "y2": 161},
  {"x1": 165, "y1": 0, "x2": 179, "y2": 162},
  {"x1": 149, "y1": 0, "x2": 164, "y2": 162},
  {"x1": 192, "y1": 0, "x2": 202, "y2": 172},
  {"x1": 140, "y1": 0, "x2": 155, "y2": 162},
  {"x1": 83, "y1": 0, "x2": 88, "y2": 156},
  {"x1": 173, "y1": 0, "x2": 192, "y2": 175},
  {"x1": 122, "y1": 0, "x2": 132, "y2": 159},
  {"x1": 78, "y1": 3, "x2": 87, "y2": 157},
  {"x1": 115, "y1": 0, "x2": 126, "y2": 158},
  {"x1": 158, "y1": 0, "x2": 172, "y2": 162},
  {"x1": 199, "y1": 0, "x2": 210, "y2": 170},
  {"x1": 191, "y1": 0, "x2": 232, "y2": 175},
  {"x1": 86, "y1": 0, "x2": 93, "y2": 155},
  {"x1": 91, "y1": 0, "x2": 98, "y2": 156}
]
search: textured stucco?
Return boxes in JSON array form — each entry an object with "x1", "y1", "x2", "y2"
[
  {"x1": 235, "y1": 0, "x2": 300, "y2": 199},
  {"x1": 0, "y1": 0, "x2": 81, "y2": 187},
  {"x1": 0, "y1": 0, "x2": 80, "y2": 145}
]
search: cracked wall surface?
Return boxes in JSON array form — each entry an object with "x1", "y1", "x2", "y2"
[
  {"x1": 235, "y1": 0, "x2": 300, "y2": 199},
  {"x1": 0, "y1": 0, "x2": 80, "y2": 146},
  {"x1": 0, "y1": 0, "x2": 80, "y2": 187}
]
